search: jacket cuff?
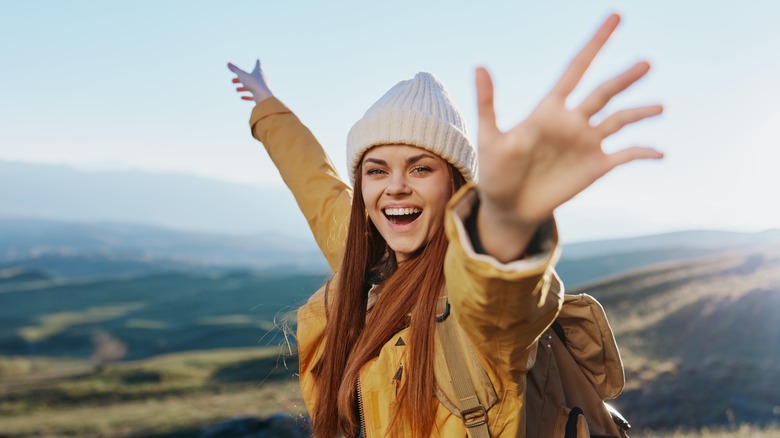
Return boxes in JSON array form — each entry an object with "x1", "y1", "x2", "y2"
[
  {"x1": 447, "y1": 183, "x2": 559, "y2": 273},
  {"x1": 249, "y1": 97, "x2": 293, "y2": 133}
]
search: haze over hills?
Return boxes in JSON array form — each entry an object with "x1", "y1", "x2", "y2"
[
  {"x1": 0, "y1": 160, "x2": 311, "y2": 239},
  {"x1": 0, "y1": 218, "x2": 328, "y2": 278},
  {"x1": 562, "y1": 229, "x2": 780, "y2": 258},
  {"x1": 556, "y1": 229, "x2": 780, "y2": 288},
  {"x1": 6, "y1": 160, "x2": 780, "y2": 248},
  {"x1": 3, "y1": 214, "x2": 778, "y2": 290}
]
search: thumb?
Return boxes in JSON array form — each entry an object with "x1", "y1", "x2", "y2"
[
  {"x1": 227, "y1": 62, "x2": 248, "y2": 76},
  {"x1": 253, "y1": 59, "x2": 261, "y2": 73}
]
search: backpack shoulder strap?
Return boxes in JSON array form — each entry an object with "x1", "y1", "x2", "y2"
[{"x1": 435, "y1": 293, "x2": 491, "y2": 438}]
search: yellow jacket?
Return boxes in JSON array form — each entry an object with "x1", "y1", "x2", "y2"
[{"x1": 251, "y1": 97, "x2": 564, "y2": 437}]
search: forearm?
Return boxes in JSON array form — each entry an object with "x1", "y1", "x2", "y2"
[
  {"x1": 250, "y1": 98, "x2": 351, "y2": 271},
  {"x1": 445, "y1": 185, "x2": 563, "y2": 382}
]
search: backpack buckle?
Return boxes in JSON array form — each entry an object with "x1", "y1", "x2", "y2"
[{"x1": 461, "y1": 404, "x2": 487, "y2": 428}]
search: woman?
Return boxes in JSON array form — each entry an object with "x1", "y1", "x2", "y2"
[{"x1": 229, "y1": 14, "x2": 662, "y2": 437}]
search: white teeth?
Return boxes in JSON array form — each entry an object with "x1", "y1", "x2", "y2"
[{"x1": 384, "y1": 207, "x2": 421, "y2": 216}]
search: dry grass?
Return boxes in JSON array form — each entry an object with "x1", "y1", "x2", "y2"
[
  {"x1": 638, "y1": 424, "x2": 780, "y2": 437},
  {"x1": 0, "y1": 381, "x2": 306, "y2": 437},
  {"x1": 0, "y1": 347, "x2": 305, "y2": 437}
]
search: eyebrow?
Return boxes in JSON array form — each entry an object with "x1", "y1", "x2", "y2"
[{"x1": 363, "y1": 153, "x2": 437, "y2": 167}]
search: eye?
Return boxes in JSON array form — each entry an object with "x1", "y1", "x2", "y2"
[
  {"x1": 366, "y1": 168, "x2": 387, "y2": 176},
  {"x1": 410, "y1": 166, "x2": 432, "y2": 174}
]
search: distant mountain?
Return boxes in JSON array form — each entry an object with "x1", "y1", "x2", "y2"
[
  {"x1": 555, "y1": 229, "x2": 780, "y2": 289},
  {"x1": 3, "y1": 160, "x2": 778, "y2": 284},
  {"x1": 0, "y1": 160, "x2": 312, "y2": 238},
  {"x1": 0, "y1": 218, "x2": 328, "y2": 279},
  {"x1": 3, "y1": 212, "x2": 779, "y2": 285},
  {"x1": 562, "y1": 229, "x2": 780, "y2": 259}
]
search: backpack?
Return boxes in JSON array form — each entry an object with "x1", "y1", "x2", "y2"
[{"x1": 435, "y1": 291, "x2": 632, "y2": 438}]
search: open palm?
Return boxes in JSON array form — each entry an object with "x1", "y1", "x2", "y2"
[{"x1": 477, "y1": 14, "x2": 663, "y2": 227}]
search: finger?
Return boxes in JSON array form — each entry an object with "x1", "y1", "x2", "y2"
[
  {"x1": 597, "y1": 104, "x2": 663, "y2": 137},
  {"x1": 253, "y1": 59, "x2": 261, "y2": 73},
  {"x1": 227, "y1": 62, "x2": 248, "y2": 75},
  {"x1": 232, "y1": 78, "x2": 240, "y2": 83},
  {"x1": 550, "y1": 13, "x2": 620, "y2": 98},
  {"x1": 241, "y1": 96, "x2": 255, "y2": 101},
  {"x1": 236, "y1": 87, "x2": 248, "y2": 92},
  {"x1": 605, "y1": 146, "x2": 664, "y2": 170},
  {"x1": 475, "y1": 66, "x2": 498, "y2": 139},
  {"x1": 577, "y1": 61, "x2": 651, "y2": 117}
]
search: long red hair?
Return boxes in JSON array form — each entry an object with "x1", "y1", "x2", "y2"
[{"x1": 310, "y1": 161, "x2": 466, "y2": 437}]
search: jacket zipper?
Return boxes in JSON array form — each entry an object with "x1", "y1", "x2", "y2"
[
  {"x1": 356, "y1": 377, "x2": 367, "y2": 438},
  {"x1": 392, "y1": 363, "x2": 403, "y2": 396}
]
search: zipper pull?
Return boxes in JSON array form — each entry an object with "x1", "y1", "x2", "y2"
[{"x1": 392, "y1": 364, "x2": 403, "y2": 395}]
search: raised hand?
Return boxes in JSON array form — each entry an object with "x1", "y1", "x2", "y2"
[
  {"x1": 227, "y1": 60, "x2": 274, "y2": 103},
  {"x1": 475, "y1": 14, "x2": 663, "y2": 261}
]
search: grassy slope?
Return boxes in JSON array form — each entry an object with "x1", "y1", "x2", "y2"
[
  {"x1": 0, "y1": 348, "x2": 306, "y2": 437},
  {"x1": 0, "y1": 270, "x2": 319, "y2": 436},
  {"x1": 2, "y1": 245, "x2": 780, "y2": 435},
  {"x1": 575, "y1": 244, "x2": 780, "y2": 429}
]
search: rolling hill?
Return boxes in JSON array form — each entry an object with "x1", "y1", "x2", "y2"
[
  {"x1": 0, "y1": 270, "x2": 326, "y2": 360},
  {"x1": 577, "y1": 244, "x2": 780, "y2": 429},
  {"x1": 2, "y1": 221, "x2": 780, "y2": 432}
]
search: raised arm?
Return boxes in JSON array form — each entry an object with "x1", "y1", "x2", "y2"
[
  {"x1": 475, "y1": 14, "x2": 663, "y2": 262},
  {"x1": 228, "y1": 61, "x2": 351, "y2": 272},
  {"x1": 447, "y1": 13, "x2": 663, "y2": 382}
]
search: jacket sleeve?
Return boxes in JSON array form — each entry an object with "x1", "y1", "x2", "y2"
[
  {"x1": 444, "y1": 183, "x2": 564, "y2": 386},
  {"x1": 250, "y1": 98, "x2": 352, "y2": 272},
  {"x1": 296, "y1": 284, "x2": 329, "y2": 416}
]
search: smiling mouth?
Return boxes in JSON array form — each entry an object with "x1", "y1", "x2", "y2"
[{"x1": 384, "y1": 207, "x2": 422, "y2": 225}]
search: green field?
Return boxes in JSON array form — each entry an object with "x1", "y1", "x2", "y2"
[{"x1": 0, "y1": 271, "x2": 326, "y2": 359}]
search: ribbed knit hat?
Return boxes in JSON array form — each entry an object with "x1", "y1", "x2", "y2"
[{"x1": 346, "y1": 72, "x2": 476, "y2": 185}]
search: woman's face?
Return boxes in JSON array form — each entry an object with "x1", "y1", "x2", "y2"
[{"x1": 361, "y1": 144, "x2": 453, "y2": 262}]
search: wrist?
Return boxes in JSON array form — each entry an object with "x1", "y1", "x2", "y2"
[
  {"x1": 476, "y1": 198, "x2": 540, "y2": 262},
  {"x1": 478, "y1": 195, "x2": 541, "y2": 233},
  {"x1": 253, "y1": 89, "x2": 274, "y2": 103}
]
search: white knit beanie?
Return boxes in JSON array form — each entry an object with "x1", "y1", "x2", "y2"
[{"x1": 346, "y1": 72, "x2": 476, "y2": 185}]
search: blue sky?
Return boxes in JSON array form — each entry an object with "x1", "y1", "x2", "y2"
[{"x1": 1, "y1": 1, "x2": 777, "y2": 242}]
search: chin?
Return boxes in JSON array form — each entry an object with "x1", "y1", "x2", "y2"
[{"x1": 388, "y1": 241, "x2": 425, "y2": 262}]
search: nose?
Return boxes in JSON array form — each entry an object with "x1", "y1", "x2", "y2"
[{"x1": 384, "y1": 173, "x2": 411, "y2": 197}]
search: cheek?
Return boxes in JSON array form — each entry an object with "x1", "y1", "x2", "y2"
[
  {"x1": 361, "y1": 181, "x2": 380, "y2": 206},
  {"x1": 433, "y1": 179, "x2": 454, "y2": 210},
  {"x1": 423, "y1": 186, "x2": 452, "y2": 223}
]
